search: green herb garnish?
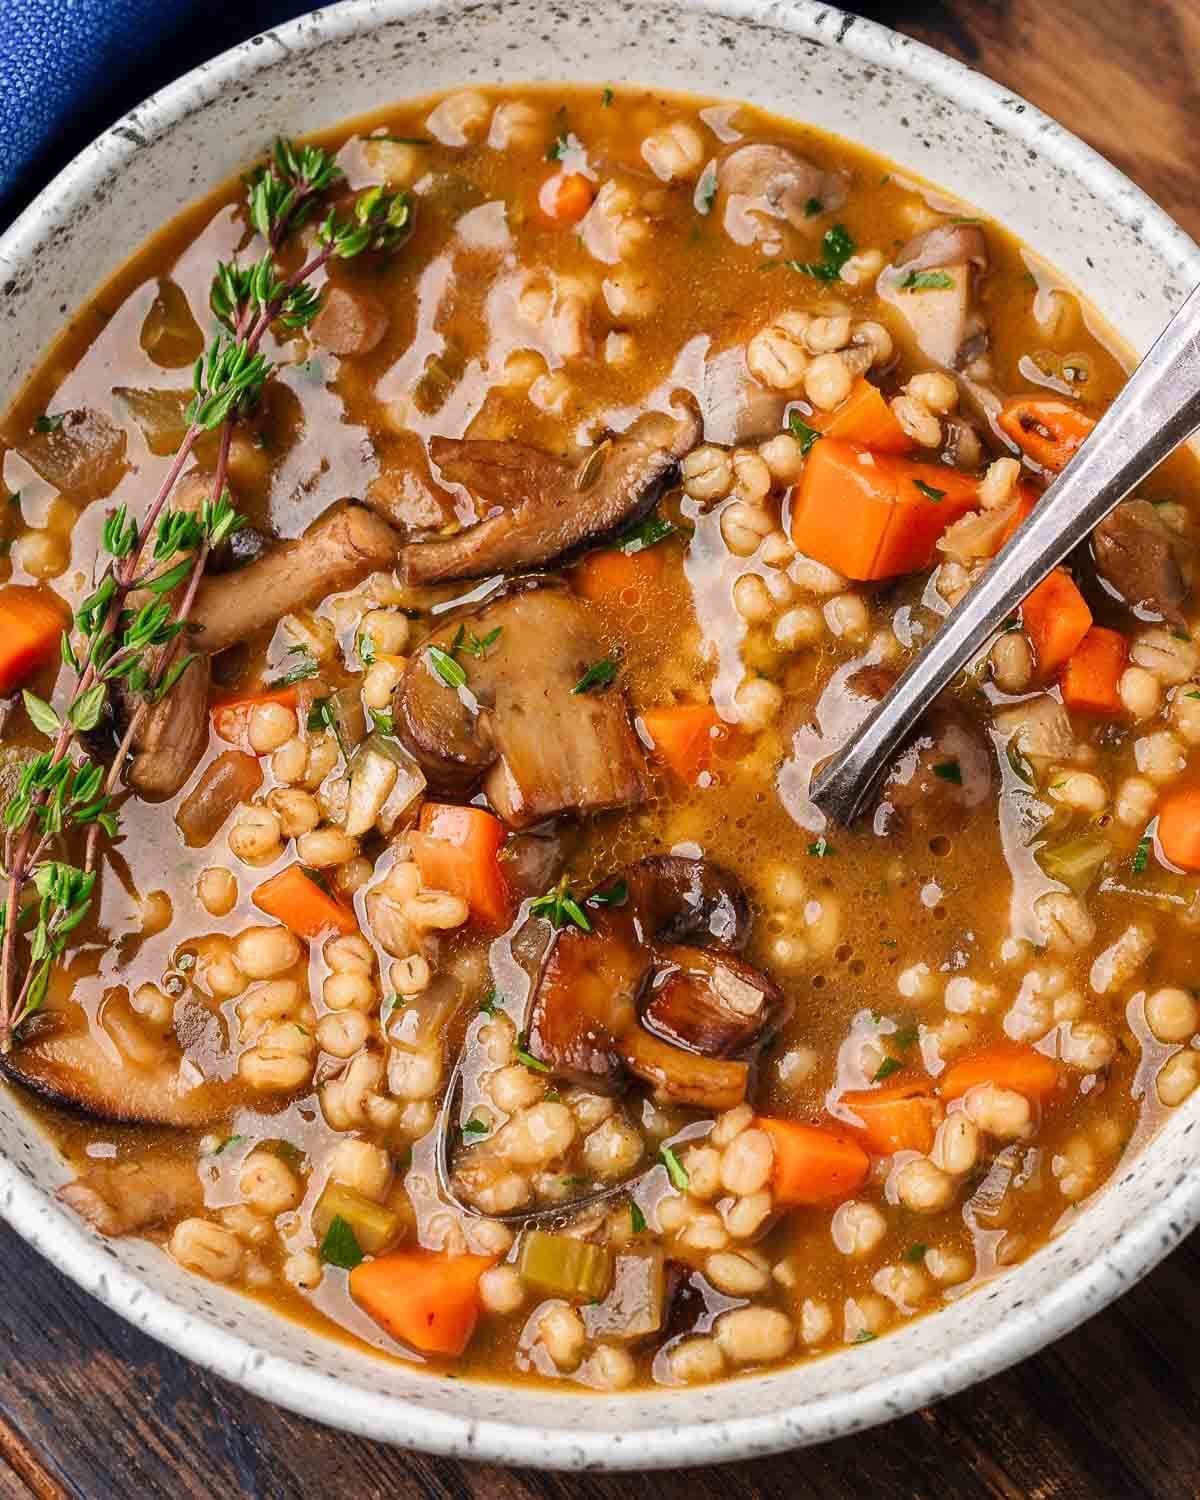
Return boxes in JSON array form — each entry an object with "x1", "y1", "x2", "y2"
[
  {"x1": 369, "y1": 707, "x2": 395, "y2": 736},
  {"x1": 479, "y1": 988, "x2": 499, "y2": 1017},
  {"x1": 529, "y1": 875, "x2": 592, "y2": 932},
  {"x1": 270, "y1": 644, "x2": 319, "y2": 688},
  {"x1": 462, "y1": 1118, "x2": 489, "y2": 1137},
  {"x1": 571, "y1": 658, "x2": 618, "y2": 695},
  {"x1": 873, "y1": 1056, "x2": 905, "y2": 1082},
  {"x1": 784, "y1": 223, "x2": 856, "y2": 281},
  {"x1": 427, "y1": 643, "x2": 467, "y2": 689},
  {"x1": 913, "y1": 479, "x2": 945, "y2": 502},
  {"x1": 1133, "y1": 835, "x2": 1151, "y2": 874},
  {"x1": 851, "y1": 1329, "x2": 877, "y2": 1344},
  {"x1": 629, "y1": 1200, "x2": 647, "y2": 1234},
  {"x1": 903, "y1": 1242, "x2": 927, "y2": 1265},
  {"x1": 601, "y1": 88, "x2": 614, "y2": 107},
  {"x1": 515, "y1": 1032, "x2": 552, "y2": 1073},
  {"x1": 212, "y1": 1134, "x2": 247, "y2": 1155},
  {"x1": 545, "y1": 133, "x2": 570, "y2": 161},
  {"x1": 808, "y1": 838, "x2": 835, "y2": 858},
  {"x1": 804, "y1": 196, "x2": 823, "y2": 217},
  {"x1": 588, "y1": 878, "x2": 628, "y2": 908},
  {"x1": 900, "y1": 270, "x2": 954, "y2": 291},
  {"x1": 617, "y1": 514, "x2": 677, "y2": 554},
  {"x1": 660, "y1": 1145, "x2": 689, "y2": 1191},
  {"x1": 789, "y1": 411, "x2": 822, "y2": 456},
  {"x1": 358, "y1": 633, "x2": 377, "y2": 666},
  {"x1": 33, "y1": 413, "x2": 64, "y2": 434},
  {"x1": 933, "y1": 760, "x2": 962, "y2": 784},
  {"x1": 319, "y1": 1214, "x2": 364, "y2": 1270}
]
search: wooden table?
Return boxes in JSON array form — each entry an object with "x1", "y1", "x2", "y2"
[{"x1": 4, "y1": 2, "x2": 1199, "y2": 1494}]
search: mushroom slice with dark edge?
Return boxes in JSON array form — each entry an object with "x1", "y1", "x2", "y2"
[
  {"x1": 392, "y1": 578, "x2": 648, "y2": 827},
  {"x1": 525, "y1": 855, "x2": 777, "y2": 1098},
  {"x1": 2, "y1": 1010, "x2": 230, "y2": 1127},
  {"x1": 846, "y1": 666, "x2": 994, "y2": 828},
  {"x1": 189, "y1": 502, "x2": 401, "y2": 654},
  {"x1": 878, "y1": 223, "x2": 990, "y2": 370},
  {"x1": 715, "y1": 142, "x2": 847, "y2": 247},
  {"x1": 641, "y1": 945, "x2": 784, "y2": 1058},
  {"x1": 396, "y1": 398, "x2": 701, "y2": 584},
  {"x1": 59, "y1": 1152, "x2": 204, "y2": 1236},
  {"x1": 1092, "y1": 498, "x2": 1191, "y2": 627}
]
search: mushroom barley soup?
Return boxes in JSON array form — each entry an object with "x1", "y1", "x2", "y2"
[{"x1": 1, "y1": 84, "x2": 1197, "y2": 1391}]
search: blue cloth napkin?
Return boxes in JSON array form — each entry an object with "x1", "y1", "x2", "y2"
[{"x1": 0, "y1": 0, "x2": 314, "y2": 220}]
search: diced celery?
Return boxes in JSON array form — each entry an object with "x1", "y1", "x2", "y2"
[
  {"x1": 312, "y1": 1181, "x2": 401, "y2": 1255},
  {"x1": 1037, "y1": 834, "x2": 1111, "y2": 897},
  {"x1": 518, "y1": 1230, "x2": 612, "y2": 1301},
  {"x1": 582, "y1": 1248, "x2": 666, "y2": 1340}
]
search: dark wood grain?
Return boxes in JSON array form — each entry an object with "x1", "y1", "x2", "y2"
[{"x1": 4, "y1": 2, "x2": 1200, "y2": 1495}]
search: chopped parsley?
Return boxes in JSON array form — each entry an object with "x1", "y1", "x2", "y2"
[
  {"x1": 789, "y1": 411, "x2": 822, "y2": 456},
  {"x1": 617, "y1": 514, "x2": 677, "y2": 554},
  {"x1": 319, "y1": 1215, "x2": 364, "y2": 1270},
  {"x1": 851, "y1": 1329, "x2": 877, "y2": 1344},
  {"x1": 462, "y1": 1118, "x2": 489, "y2": 1137},
  {"x1": 212, "y1": 1134, "x2": 247, "y2": 1155},
  {"x1": 33, "y1": 413, "x2": 64, "y2": 434},
  {"x1": 514, "y1": 1031, "x2": 552, "y2": 1073},
  {"x1": 529, "y1": 875, "x2": 592, "y2": 932},
  {"x1": 358, "y1": 633, "x2": 377, "y2": 666},
  {"x1": 660, "y1": 1144, "x2": 689, "y2": 1191},
  {"x1": 694, "y1": 161, "x2": 718, "y2": 217},
  {"x1": 893, "y1": 1023, "x2": 920, "y2": 1051},
  {"x1": 5, "y1": 489, "x2": 22, "y2": 508},
  {"x1": 545, "y1": 133, "x2": 571, "y2": 161},
  {"x1": 479, "y1": 987, "x2": 499, "y2": 1017},
  {"x1": 873, "y1": 1056, "x2": 904, "y2": 1083},
  {"x1": 601, "y1": 87, "x2": 614, "y2": 107},
  {"x1": 427, "y1": 643, "x2": 467, "y2": 689},
  {"x1": 933, "y1": 760, "x2": 962, "y2": 784},
  {"x1": 913, "y1": 479, "x2": 945, "y2": 503},
  {"x1": 629, "y1": 1200, "x2": 647, "y2": 1234},
  {"x1": 571, "y1": 657, "x2": 618, "y2": 695},
  {"x1": 1186, "y1": 691, "x2": 1200, "y2": 701},
  {"x1": 900, "y1": 269, "x2": 955, "y2": 291},
  {"x1": 784, "y1": 223, "x2": 856, "y2": 281},
  {"x1": 382, "y1": 994, "x2": 406, "y2": 1015},
  {"x1": 1133, "y1": 835, "x2": 1151, "y2": 875},
  {"x1": 807, "y1": 837, "x2": 836, "y2": 858},
  {"x1": 270, "y1": 644, "x2": 319, "y2": 688},
  {"x1": 804, "y1": 196, "x2": 824, "y2": 217},
  {"x1": 903, "y1": 1242, "x2": 928, "y2": 1265},
  {"x1": 588, "y1": 877, "x2": 628, "y2": 908},
  {"x1": 369, "y1": 707, "x2": 396, "y2": 736},
  {"x1": 301, "y1": 866, "x2": 337, "y2": 900}
]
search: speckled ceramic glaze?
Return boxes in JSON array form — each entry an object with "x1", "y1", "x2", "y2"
[{"x1": 1, "y1": 0, "x2": 1199, "y2": 1469}]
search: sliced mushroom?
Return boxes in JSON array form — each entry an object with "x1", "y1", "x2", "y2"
[
  {"x1": 1092, "y1": 498, "x2": 1190, "y2": 626},
  {"x1": 396, "y1": 399, "x2": 701, "y2": 584},
  {"x1": 190, "y1": 503, "x2": 401, "y2": 653},
  {"x1": 526, "y1": 855, "x2": 774, "y2": 1101},
  {"x1": 642, "y1": 945, "x2": 784, "y2": 1058},
  {"x1": 17, "y1": 407, "x2": 128, "y2": 500},
  {"x1": 847, "y1": 666, "x2": 994, "y2": 824},
  {"x1": 392, "y1": 579, "x2": 648, "y2": 827},
  {"x1": 118, "y1": 470, "x2": 214, "y2": 800},
  {"x1": 59, "y1": 1154, "x2": 204, "y2": 1236},
  {"x1": 878, "y1": 223, "x2": 990, "y2": 370},
  {"x1": 702, "y1": 346, "x2": 790, "y2": 445},
  {"x1": 716, "y1": 143, "x2": 847, "y2": 247}
]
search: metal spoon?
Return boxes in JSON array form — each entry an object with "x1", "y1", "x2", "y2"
[{"x1": 810, "y1": 280, "x2": 1200, "y2": 827}]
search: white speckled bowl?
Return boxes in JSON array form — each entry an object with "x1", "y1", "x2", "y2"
[{"x1": 2, "y1": 0, "x2": 1198, "y2": 1469}]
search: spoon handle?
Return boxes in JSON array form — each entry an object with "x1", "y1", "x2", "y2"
[{"x1": 810, "y1": 279, "x2": 1200, "y2": 826}]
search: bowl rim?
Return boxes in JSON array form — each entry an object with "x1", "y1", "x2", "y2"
[{"x1": 3, "y1": 0, "x2": 1200, "y2": 1470}]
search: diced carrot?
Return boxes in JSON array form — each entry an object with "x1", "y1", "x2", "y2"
[
  {"x1": 212, "y1": 686, "x2": 300, "y2": 753},
  {"x1": 1020, "y1": 568, "x2": 1092, "y2": 676},
  {"x1": 839, "y1": 1079, "x2": 938, "y2": 1156},
  {"x1": 1060, "y1": 626, "x2": 1127, "y2": 715},
  {"x1": 789, "y1": 440, "x2": 980, "y2": 581},
  {"x1": 639, "y1": 703, "x2": 720, "y2": 783},
  {"x1": 350, "y1": 1250, "x2": 496, "y2": 1357},
  {"x1": 1155, "y1": 786, "x2": 1200, "y2": 872},
  {"x1": 0, "y1": 585, "x2": 68, "y2": 696},
  {"x1": 808, "y1": 378, "x2": 914, "y2": 455},
  {"x1": 252, "y1": 863, "x2": 357, "y2": 939},
  {"x1": 409, "y1": 803, "x2": 510, "y2": 928},
  {"x1": 572, "y1": 546, "x2": 664, "y2": 602},
  {"x1": 756, "y1": 1117, "x2": 870, "y2": 1205},
  {"x1": 998, "y1": 397, "x2": 1096, "y2": 472},
  {"x1": 538, "y1": 172, "x2": 594, "y2": 226},
  {"x1": 996, "y1": 482, "x2": 1041, "y2": 549},
  {"x1": 939, "y1": 1044, "x2": 1060, "y2": 1104}
]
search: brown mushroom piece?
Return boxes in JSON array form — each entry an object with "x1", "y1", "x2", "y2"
[
  {"x1": 702, "y1": 346, "x2": 790, "y2": 445},
  {"x1": 189, "y1": 502, "x2": 401, "y2": 653},
  {"x1": 396, "y1": 399, "x2": 701, "y2": 585},
  {"x1": 1092, "y1": 498, "x2": 1190, "y2": 626},
  {"x1": 878, "y1": 223, "x2": 990, "y2": 370},
  {"x1": 526, "y1": 855, "x2": 781, "y2": 1104},
  {"x1": 392, "y1": 579, "x2": 649, "y2": 828},
  {"x1": 715, "y1": 143, "x2": 847, "y2": 247},
  {"x1": 846, "y1": 666, "x2": 994, "y2": 826},
  {"x1": 59, "y1": 1153, "x2": 204, "y2": 1236}
]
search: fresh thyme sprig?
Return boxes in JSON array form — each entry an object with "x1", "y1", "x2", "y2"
[{"x1": 0, "y1": 139, "x2": 413, "y2": 1051}]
